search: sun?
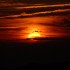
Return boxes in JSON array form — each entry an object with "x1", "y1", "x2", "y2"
[{"x1": 28, "y1": 31, "x2": 41, "y2": 39}]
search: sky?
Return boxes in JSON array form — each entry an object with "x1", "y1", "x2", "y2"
[
  {"x1": 0, "y1": 0, "x2": 70, "y2": 18},
  {"x1": 0, "y1": 0, "x2": 70, "y2": 40}
]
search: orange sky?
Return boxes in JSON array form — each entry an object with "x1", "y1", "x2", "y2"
[
  {"x1": 0, "y1": 16, "x2": 70, "y2": 40},
  {"x1": 0, "y1": 1, "x2": 70, "y2": 40}
]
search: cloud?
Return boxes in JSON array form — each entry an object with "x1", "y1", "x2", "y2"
[
  {"x1": 0, "y1": 27, "x2": 26, "y2": 31},
  {"x1": 0, "y1": 3, "x2": 70, "y2": 18},
  {"x1": 0, "y1": 8, "x2": 70, "y2": 19},
  {"x1": 0, "y1": 0, "x2": 27, "y2": 7},
  {"x1": 16, "y1": 4, "x2": 70, "y2": 9},
  {"x1": 0, "y1": 3, "x2": 25, "y2": 7}
]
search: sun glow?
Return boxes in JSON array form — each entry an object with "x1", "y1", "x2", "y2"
[{"x1": 28, "y1": 31, "x2": 41, "y2": 38}]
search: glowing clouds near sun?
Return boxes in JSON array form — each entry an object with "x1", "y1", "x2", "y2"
[
  {"x1": 24, "y1": 24, "x2": 45, "y2": 39},
  {"x1": 28, "y1": 31, "x2": 41, "y2": 38}
]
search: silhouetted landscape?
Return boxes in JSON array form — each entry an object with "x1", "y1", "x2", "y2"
[{"x1": 0, "y1": 37, "x2": 70, "y2": 69}]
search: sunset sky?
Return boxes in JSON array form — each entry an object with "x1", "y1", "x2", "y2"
[{"x1": 0, "y1": 0, "x2": 70, "y2": 40}]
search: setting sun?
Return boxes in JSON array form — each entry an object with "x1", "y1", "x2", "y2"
[{"x1": 28, "y1": 31, "x2": 41, "y2": 38}]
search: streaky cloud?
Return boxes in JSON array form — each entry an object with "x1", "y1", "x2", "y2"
[
  {"x1": 16, "y1": 4, "x2": 70, "y2": 9},
  {"x1": 0, "y1": 3, "x2": 70, "y2": 18},
  {"x1": 0, "y1": 8, "x2": 70, "y2": 19},
  {"x1": 0, "y1": 27, "x2": 26, "y2": 31}
]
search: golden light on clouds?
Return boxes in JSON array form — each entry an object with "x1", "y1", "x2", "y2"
[
  {"x1": 0, "y1": 15, "x2": 70, "y2": 40},
  {"x1": 18, "y1": 16, "x2": 70, "y2": 39},
  {"x1": 28, "y1": 31, "x2": 41, "y2": 38},
  {"x1": 24, "y1": 24, "x2": 43, "y2": 39}
]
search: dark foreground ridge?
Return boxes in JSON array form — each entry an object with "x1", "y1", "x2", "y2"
[{"x1": 0, "y1": 37, "x2": 70, "y2": 69}]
